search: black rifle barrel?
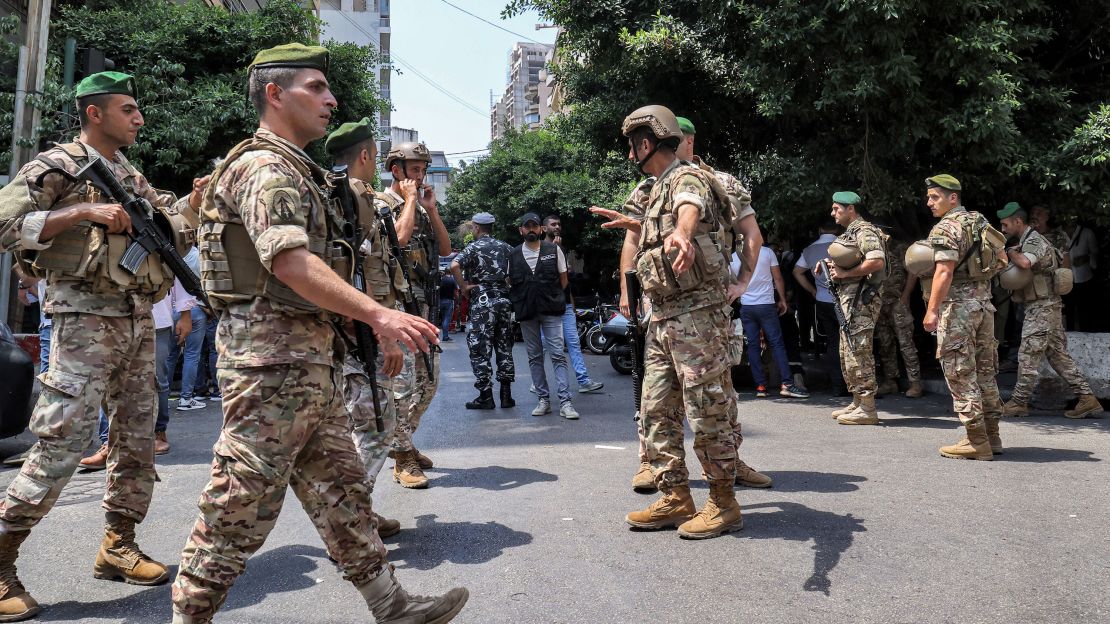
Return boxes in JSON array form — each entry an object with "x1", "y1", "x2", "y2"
[
  {"x1": 625, "y1": 271, "x2": 645, "y2": 416},
  {"x1": 377, "y1": 205, "x2": 436, "y2": 382}
]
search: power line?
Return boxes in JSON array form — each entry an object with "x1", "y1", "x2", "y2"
[
  {"x1": 444, "y1": 148, "x2": 491, "y2": 156},
  {"x1": 434, "y1": 0, "x2": 541, "y2": 43}
]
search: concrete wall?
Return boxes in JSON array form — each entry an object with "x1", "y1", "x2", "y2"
[{"x1": 1032, "y1": 332, "x2": 1110, "y2": 407}]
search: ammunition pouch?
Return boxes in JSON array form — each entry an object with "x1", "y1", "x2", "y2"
[{"x1": 635, "y1": 233, "x2": 724, "y2": 299}]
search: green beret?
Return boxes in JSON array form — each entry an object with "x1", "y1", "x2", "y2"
[
  {"x1": 325, "y1": 117, "x2": 374, "y2": 155},
  {"x1": 832, "y1": 191, "x2": 861, "y2": 206},
  {"x1": 997, "y1": 202, "x2": 1022, "y2": 219},
  {"x1": 675, "y1": 116, "x2": 696, "y2": 135},
  {"x1": 248, "y1": 43, "x2": 329, "y2": 74},
  {"x1": 75, "y1": 71, "x2": 136, "y2": 100},
  {"x1": 925, "y1": 174, "x2": 962, "y2": 191}
]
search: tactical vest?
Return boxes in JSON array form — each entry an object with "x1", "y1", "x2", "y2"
[
  {"x1": 352, "y1": 179, "x2": 405, "y2": 308},
  {"x1": 18, "y1": 142, "x2": 183, "y2": 303},
  {"x1": 198, "y1": 135, "x2": 350, "y2": 315},
  {"x1": 833, "y1": 220, "x2": 888, "y2": 287},
  {"x1": 508, "y1": 241, "x2": 565, "y2": 321},
  {"x1": 379, "y1": 188, "x2": 439, "y2": 299},
  {"x1": 943, "y1": 210, "x2": 1006, "y2": 284}
]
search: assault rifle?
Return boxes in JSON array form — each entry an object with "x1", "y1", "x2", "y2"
[
  {"x1": 378, "y1": 206, "x2": 436, "y2": 383},
  {"x1": 625, "y1": 271, "x2": 646, "y2": 419},
  {"x1": 819, "y1": 259, "x2": 879, "y2": 353},
  {"x1": 37, "y1": 157, "x2": 208, "y2": 308},
  {"x1": 330, "y1": 165, "x2": 383, "y2": 432}
]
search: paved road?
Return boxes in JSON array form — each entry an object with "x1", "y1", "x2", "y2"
[{"x1": 1, "y1": 338, "x2": 1107, "y2": 623}]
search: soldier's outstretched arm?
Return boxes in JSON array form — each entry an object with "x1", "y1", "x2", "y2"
[
  {"x1": 272, "y1": 246, "x2": 439, "y2": 352},
  {"x1": 590, "y1": 206, "x2": 642, "y2": 234}
]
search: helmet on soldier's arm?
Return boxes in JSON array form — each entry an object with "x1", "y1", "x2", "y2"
[
  {"x1": 621, "y1": 105, "x2": 684, "y2": 142},
  {"x1": 827, "y1": 241, "x2": 863, "y2": 269},
  {"x1": 385, "y1": 142, "x2": 432, "y2": 170},
  {"x1": 998, "y1": 263, "x2": 1032, "y2": 290},
  {"x1": 904, "y1": 240, "x2": 936, "y2": 277}
]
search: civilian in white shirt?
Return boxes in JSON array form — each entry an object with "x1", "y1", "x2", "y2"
[
  {"x1": 1063, "y1": 220, "x2": 1100, "y2": 331},
  {"x1": 793, "y1": 220, "x2": 848, "y2": 395},
  {"x1": 735, "y1": 248, "x2": 809, "y2": 398}
]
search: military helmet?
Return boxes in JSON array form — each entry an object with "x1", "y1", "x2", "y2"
[
  {"x1": 827, "y1": 242, "x2": 863, "y2": 269},
  {"x1": 904, "y1": 240, "x2": 936, "y2": 277},
  {"x1": 385, "y1": 142, "x2": 432, "y2": 170},
  {"x1": 998, "y1": 263, "x2": 1032, "y2": 291},
  {"x1": 621, "y1": 105, "x2": 684, "y2": 142}
]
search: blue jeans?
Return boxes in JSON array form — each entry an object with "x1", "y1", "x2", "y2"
[
  {"x1": 439, "y1": 299, "x2": 455, "y2": 339},
  {"x1": 521, "y1": 314, "x2": 572, "y2": 405},
  {"x1": 155, "y1": 327, "x2": 173, "y2": 432},
  {"x1": 168, "y1": 308, "x2": 208, "y2": 401},
  {"x1": 561, "y1": 304, "x2": 592, "y2": 385},
  {"x1": 193, "y1": 315, "x2": 218, "y2": 395},
  {"x1": 740, "y1": 303, "x2": 792, "y2": 387},
  {"x1": 38, "y1": 322, "x2": 51, "y2": 374}
]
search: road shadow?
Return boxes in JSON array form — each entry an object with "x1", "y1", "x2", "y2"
[
  {"x1": 1009, "y1": 417, "x2": 1109, "y2": 434},
  {"x1": 688, "y1": 471, "x2": 867, "y2": 494},
  {"x1": 388, "y1": 513, "x2": 532, "y2": 571},
  {"x1": 995, "y1": 447, "x2": 1101, "y2": 462},
  {"x1": 876, "y1": 416, "x2": 958, "y2": 429},
  {"x1": 743, "y1": 501, "x2": 866, "y2": 596},
  {"x1": 428, "y1": 465, "x2": 557, "y2": 490}
]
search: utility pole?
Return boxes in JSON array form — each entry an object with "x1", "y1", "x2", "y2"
[{"x1": 3, "y1": 0, "x2": 53, "y2": 327}]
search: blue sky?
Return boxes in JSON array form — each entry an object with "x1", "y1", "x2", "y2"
[{"x1": 387, "y1": 0, "x2": 557, "y2": 165}]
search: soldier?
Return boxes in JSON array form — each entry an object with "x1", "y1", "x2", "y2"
[
  {"x1": 592, "y1": 105, "x2": 742, "y2": 539},
  {"x1": 874, "y1": 236, "x2": 924, "y2": 398},
  {"x1": 0, "y1": 70, "x2": 200, "y2": 621},
  {"x1": 380, "y1": 142, "x2": 452, "y2": 489},
  {"x1": 170, "y1": 44, "x2": 466, "y2": 623},
  {"x1": 450, "y1": 212, "x2": 515, "y2": 410},
  {"x1": 1030, "y1": 205, "x2": 1071, "y2": 260},
  {"x1": 921, "y1": 174, "x2": 1004, "y2": 460},
  {"x1": 823, "y1": 192, "x2": 887, "y2": 425},
  {"x1": 324, "y1": 118, "x2": 407, "y2": 538},
  {"x1": 996, "y1": 203, "x2": 1103, "y2": 419}
]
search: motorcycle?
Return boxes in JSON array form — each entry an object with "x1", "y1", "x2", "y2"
[{"x1": 601, "y1": 311, "x2": 635, "y2": 375}]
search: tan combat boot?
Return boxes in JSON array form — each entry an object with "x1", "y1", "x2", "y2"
[
  {"x1": 393, "y1": 451, "x2": 429, "y2": 489},
  {"x1": 677, "y1": 481, "x2": 743, "y2": 539},
  {"x1": 831, "y1": 394, "x2": 859, "y2": 419},
  {"x1": 631, "y1": 462, "x2": 656, "y2": 493},
  {"x1": 985, "y1": 419, "x2": 1003, "y2": 455},
  {"x1": 625, "y1": 485, "x2": 696, "y2": 529},
  {"x1": 413, "y1": 449, "x2": 434, "y2": 470},
  {"x1": 1065, "y1": 395, "x2": 1104, "y2": 419},
  {"x1": 1002, "y1": 399, "x2": 1029, "y2": 417},
  {"x1": 905, "y1": 381, "x2": 924, "y2": 398},
  {"x1": 735, "y1": 460, "x2": 772, "y2": 488},
  {"x1": 359, "y1": 566, "x2": 468, "y2": 623},
  {"x1": 373, "y1": 512, "x2": 401, "y2": 539},
  {"x1": 93, "y1": 513, "x2": 170, "y2": 585},
  {"x1": 939, "y1": 422, "x2": 994, "y2": 461},
  {"x1": 877, "y1": 378, "x2": 898, "y2": 397},
  {"x1": 838, "y1": 394, "x2": 880, "y2": 425},
  {"x1": 0, "y1": 531, "x2": 40, "y2": 622}
]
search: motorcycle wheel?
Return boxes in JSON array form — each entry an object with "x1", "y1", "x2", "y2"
[
  {"x1": 585, "y1": 325, "x2": 609, "y2": 354},
  {"x1": 610, "y1": 347, "x2": 633, "y2": 375}
]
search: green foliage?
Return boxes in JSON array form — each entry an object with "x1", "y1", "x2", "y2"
[{"x1": 0, "y1": 14, "x2": 22, "y2": 173}]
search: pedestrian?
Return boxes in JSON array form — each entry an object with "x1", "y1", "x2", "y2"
[
  {"x1": 439, "y1": 272, "x2": 457, "y2": 341},
  {"x1": 1062, "y1": 218, "x2": 1099, "y2": 331},
  {"x1": 509, "y1": 212, "x2": 579, "y2": 420},
  {"x1": 996, "y1": 203, "x2": 1103, "y2": 419},
  {"x1": 0, "y1": 70, "x2": 202, "y2": 620},
  {"x1": 543, "y1": 214, "x2": 604, "y2": 394},
  {"x1": 170, "y1": 43, "x2": 465, "y2": 623},
  {"x1": 793, "y1": 220, "x2": 849, "y2": 395},
  {"x1": 736, "y1": 246, "x2": 810, "y2": 399},
  {"x1": 450, "y1": 212, "x2": 516, "y2": 410},
  {"x1": 167, "y1": 245, "x2": 208, "y2": 412},
  {"x1": 874, "y1": 236, "x2": 924, "y2": 398}
]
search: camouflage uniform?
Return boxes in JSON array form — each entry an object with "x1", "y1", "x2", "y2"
[
  {"x1": 926, "y1": 206, "x2": 1002, "y2": 429},
  {"x1": 0, "y1": 140, "x2": 184, "y2": 534},
  {"x1": 636, "y1": 160, "x2": 738, "y2": 491},
  {"x1": 831, "y1": 218, "x2": 886, "y2": 398},
  {"x1": 172, "y1": 130, "x2": 386, "y2": 620},
  {"x1": 1008, "y1": 228, "x2": 1093, "y2": 404},
  {"x1": 875, "y1": 239, "x2": 922, "y2": 384},
  {"x1": 454, "y1": 235, "x2": 515, "y2": 391}
]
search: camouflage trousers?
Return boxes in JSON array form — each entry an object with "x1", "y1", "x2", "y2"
[
  {"x1": 343, "y1": 354, "x2": 397, "y2": 492},
  {"x1": 466, "y1": 294, "x2": 515, "y2": 391},
  {"x1": 641, "y1": 306, "x2": 737, "y2": 490},
  {"x1": 876, "y1": 297, "x2": 921, "y2": 383},
  {"x1": 935, "y1": 299, "x2": 1002, "y2": 427},
  {"x1": 0, "y1": 312, "x2": 156, "y2": 532},
  {"x1": 391, "y1": 327, "x2": 441, "y2": 453},
  {"x1": 172, "y1": 362, "x2": 386, "y2": 621},
  {"x1": 836, "y1": 291, "x2": 882, "y2": 397},
  {"x1": 1010, "y1": 301, "x2": 1092, "y2": 404}
]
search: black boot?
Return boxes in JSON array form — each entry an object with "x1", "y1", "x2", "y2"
[
  {"x1": 466, "y1": 388, "x2": 495, "y2": 410},
  {"x1": 500, "y1": 383, "x2": 516, "y2": 408}
]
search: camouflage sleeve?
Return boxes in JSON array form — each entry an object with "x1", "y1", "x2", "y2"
[
  {"x1": 234, "y1": 160, "x2": 310, "y2": 273},
  {"x1": 858, "y1": 225, "x2": 886, "y2": 261},
  {"x1": 670, "y1": 171, "x2": 710, "y2": 219},
  {"x1": 621, "y1": 178, "x2": 653, "y2": 220},
  {"x1": 1021, "y1": 234, "x2": 1048, "y2": 267},
  {"x1": 0, "y1": 159, "x2": 70, "y2": 253},
  {"x1": 454, "y1": 241, "x2": 474, "y2": 271},
  {"x1": 717, "y1": 171, "x2": 755, "y2": 222},
  {"x1": 928, "y1": 219, "x2": 961, "y2": 263}
]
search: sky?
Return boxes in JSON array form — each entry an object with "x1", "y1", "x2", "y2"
[{"x1": 383, "y1": 0, "x2": 557, "y2": 165}]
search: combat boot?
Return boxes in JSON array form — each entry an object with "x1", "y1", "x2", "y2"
[
  {"x1": 358, "y1": 566, "x2": 468, "y2": 623},
  {"x1": 625, "y1": 485, "x2": 696, "y2": 529},
  {"x1": 877, "y1": 378, "x2": 899, "y2": 397},
  {"x1": 1002, "y1": 399, "x2": 1029, "y2": 417},
  {"x1": 0, "y1": 530, "x2": 39, "y2": 622},
  {"x1": 499, "y1": 383, "x2": 515, "y2": 408},
  {"x1": 831, "y1": 395, "x2": 859, "y2": 419},
  {"x1": 631, "y1": 462, "x2": 656, "y2": 493},
  {"x1": 735, "y1": 460, "x2": 772, "y2": 488},
  {"x1": 985, "y1": 419, "x2": 1003, "y2": 455},
  {"x1": 905, "y1": 381, "x2": 924, "y2": 398},
  {"x1": 1065, "y1": 395, "x2": 1104, "y2": 419},
  {"x1": 464, "y1": 389, "x2": 495, "y2": 410},
  {"x1": 413, "y1": 449, "x2": 434, "y2": 470},
  {"x1": 393, "y1": 451, "x2": 429, "y2": 489},
  {"x1": 837, "y1": 395, "x2": 880, "y2": 425},
  {"x1": 939, "y1": 422, "x2": 994, "y2": 461},
  {"x1": 93, "y1": 512, "x2": 170, "y2": 585},
  {"x1": 677, "y1": 481, "x2": 743, "y2": 539},
  {"x1": 373, "y1": 512, "x2": 401, "y2": 539}
]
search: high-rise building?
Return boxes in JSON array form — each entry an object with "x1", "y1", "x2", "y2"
[{"x1": 490, "y1": 42, "x2": 554, "y2": 139}]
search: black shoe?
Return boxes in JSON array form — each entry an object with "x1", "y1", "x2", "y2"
[
  {"x1": 466, "y1": 388, "x2": 495, "y2": 410},
  {"x1": 500, "y1": 383, "x2": 516, "y2": 408}
]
